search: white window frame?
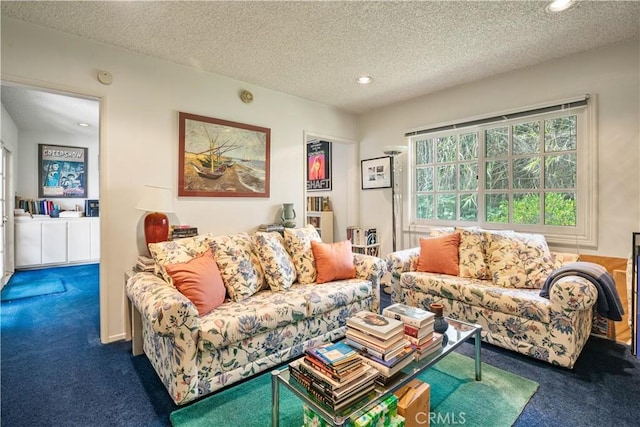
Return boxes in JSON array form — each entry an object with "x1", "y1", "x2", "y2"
[{"x1": 405, "y1": 96, "x2": 598, "y2": 249}]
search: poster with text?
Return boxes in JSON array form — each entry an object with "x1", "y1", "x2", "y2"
[
  {"x1": 307, "y1": 140, "x2": 332, "y2": 191},
  {"x1": 38, "y1": 144, "x2": 87, "y2": 198}
]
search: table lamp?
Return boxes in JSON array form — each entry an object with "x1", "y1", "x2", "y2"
[{"x1": 135, "y1": 185, "x2": 174, "y2": 249}]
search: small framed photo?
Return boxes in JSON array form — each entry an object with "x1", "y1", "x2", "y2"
[{"x1": 361, "y1": 156, "x2": 392, "y2": 190}]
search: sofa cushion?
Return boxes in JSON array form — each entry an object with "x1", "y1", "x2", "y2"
[
  {"x1": 253, "y1": 232, "x2": 297, "y2": 291},
  {"x1": 401, "y1": 272, "x2": 551, "y2": 323},
  {"x1": 209, "y1": 233, "x2": 265, "y2": 301},
  {"x1": 485, "y1": 231, "x2": 555, "y2": 289},
  {"x1": 311, "y1": 240, "x2": 356, "y2": 284},
  {"x1": 164, "y1": 250, "x2": 226, "y2": 316},
  {"x1": 298, "y1": 279, "x2": 373, "y2": 317},
  {"x1": 456, "y1": 227, "x2": 489, "y2": 280},
  {"x1": 148, "y1": 233, "x2": 216, "y2": 286},
  {"x1": 417, "y1": 234, "x2": 461, "y2": 276},
  {"x1": 198, "y1": 289, "x2": 309, "y2": 349},
  {"x1": 284, "y1": 225, "x2": 322, "y2": 284}
]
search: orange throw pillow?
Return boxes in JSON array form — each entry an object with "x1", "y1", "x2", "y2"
[
  {"x1": 417, "y1": 233, "x2": 461, "y2": 276},
  {"x1": 310, "y1": 240, "x2": 356, "y2": 284},
  {"x1": 164, "y1": 250, "x2": 226, "y2": 316}
]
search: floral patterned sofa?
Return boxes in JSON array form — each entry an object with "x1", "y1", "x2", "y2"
[
  {"x1": 386, "y1": 227, "x2": 598, "y2": 369},
  {"x1": 126, "y1": 226, "x2": 386, "y2": 405}
]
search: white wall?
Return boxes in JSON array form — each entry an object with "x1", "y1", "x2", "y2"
[
  {"x1": 16, "y1": 129, "x2": 99, "y2": 209},
  {"x1": 359, "y1": 39, "x2": 640, "y2": 258},
  {"x1": 1, "y1": 18, "x2": 358, "y2": 343}
]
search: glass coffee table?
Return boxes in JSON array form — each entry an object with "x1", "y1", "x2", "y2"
[{"x1": 271, "y1": 317, "x2": 481, "y2": 426}]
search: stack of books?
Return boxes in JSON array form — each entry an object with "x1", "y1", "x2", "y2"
[
  {"x1": 288, "y1": 341, "x2": 379, "y2": 412},
  {"x1": 382, "y1": 303, "x2": 444, "y2": 361},
  {"x1": 345, "y1": 312, "x2": 414, "y2": 383},
  {"x1": 134, "y1": 255, "x2": 155, "y2": 273},
  {"x1": 170, "y1": 225, "x2": 198, "y2": 240}
]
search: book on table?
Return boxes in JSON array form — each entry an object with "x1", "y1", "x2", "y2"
[
  {"x1": 345, "y1": 336, "x2": 409, "y2": 361},
  {"x1": 346, "y1": 311, "x2": 404, "y2": 341},
  {"x1": 360, "y1": 348, "x2": 415, "y2": 378},
  {"x1": 303, "y1": 354, "x2": 364, "y2": 383},
  {"x1": 404, "y1": 322, "x2": 434, "y2": 339},
  {"x1": 306, "y1": 341, "x2": 359, "y2": 367},
  {"x1": 405, "y1": 330, "x2": 435, "y2": 346},
  {"x1": 288, "y1": 359, "x2": 379, "y2": 411},
  {"x1": 345, "y1": 328, "x2": 405, "y2": 353},
  {"x1": 412, "y1": 332, "x2": 444, "y2": 361},
  {"x1": 382, "y1": 303, "x2": 435, "y2": 328}
]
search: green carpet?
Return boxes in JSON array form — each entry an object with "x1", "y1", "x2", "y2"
[
  {"x1": 170, "y1": 352, "x2": 538, "y2": 427},
  {"x1": 1, "y1": 278, "x2": 65, "y2": 302}
]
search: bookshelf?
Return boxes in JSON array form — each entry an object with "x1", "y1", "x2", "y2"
[
  {"x1": 347, "y1": 226, "x2": 379, "y2": 257},
  {"x1": 306, "y1": 211, "x2": 333, "y2": 243}
]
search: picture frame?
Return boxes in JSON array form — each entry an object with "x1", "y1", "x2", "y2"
[
  {"x1": 306, "y1": 140, "x2": 332, "y2": 192},
  {"x1": 178, "y1": 112, "x2": 271, "y2": 197},
  {"x1": 38, "y1": 144, "x2": 88, "y2": 198},
  {"x1": 361, "y1": 156, "x2": 392, "y2": 190}
]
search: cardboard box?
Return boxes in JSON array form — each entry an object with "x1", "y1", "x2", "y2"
[{"x1": 394, "y1": 379, "x2": 430, "y2": 427}]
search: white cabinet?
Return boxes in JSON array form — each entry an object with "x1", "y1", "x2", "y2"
[
  {"x1": 43, "y1": 220, "x2": 67, "y2": 264},
  {"x1": 68, "y1": 220, "x2": 91, "y2": 262},
  {"x1": 15, "y1": 217, "x2": 100, "y2": 268},
  {"x1": 15, "y1": 220, "x2": 42, "y2": 266}
]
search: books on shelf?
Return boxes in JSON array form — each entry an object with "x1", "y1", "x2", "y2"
[
  {"x1": 306, "y1": 196, "x2": 331, "y2": 212},
  {"x1": 346, "y1": 226, "x2": 377, "y2": 246},
  {"x1": 382, "y1": 303, "x2": 435, "y2": 328},
  {"x1": 346, "y1": 312, "x2": 404, "y2": 341}
]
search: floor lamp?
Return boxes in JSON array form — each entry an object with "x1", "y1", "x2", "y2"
[{"x1": 383, "y1": 145, "x2": 407, "y2": 252}]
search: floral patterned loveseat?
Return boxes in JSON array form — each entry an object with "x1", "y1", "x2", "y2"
[
  {"x1": 386, "y1": 227, "x2": 598, "y2": 369},
  {"x1": 126, "y1": 226, "x2": 386, "y2": 405}
]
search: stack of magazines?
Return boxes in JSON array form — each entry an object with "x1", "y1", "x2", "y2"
[
  {"x1": 288, "y1": 341, "x2": 378, "y2": 412},
  {"x1": 345, "y1": 312, "x2": 414, "y2": 384}
]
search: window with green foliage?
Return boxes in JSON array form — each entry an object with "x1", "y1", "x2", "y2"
[{"x1": 408, "y1": 99, "x2": 595, "y2": 245}]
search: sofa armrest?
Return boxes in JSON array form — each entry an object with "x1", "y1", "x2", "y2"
[
  {"x1": 548, "y1": 275, "x2": 598, "y2": 312},
  {"x1": 353, "y1": 253, "x2": 387, "y2": 313},
  {"x1": 385, "y1": 248, "x2": 420, "y2": 303},
  {"x1": 126, "y1": 272, "x2": 200, "y2": 338}
]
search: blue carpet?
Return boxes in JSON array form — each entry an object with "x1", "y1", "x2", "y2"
[{"x1": 1, "y1": 278, "x2": 65, "y2": 301}]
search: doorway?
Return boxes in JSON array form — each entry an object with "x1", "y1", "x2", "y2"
[
  {"x1": 303, "y1": 132, "x2": 359, "y2": 242},
  {"x1": 0, "y1": 82, "x2": 100, "y2": 295}
]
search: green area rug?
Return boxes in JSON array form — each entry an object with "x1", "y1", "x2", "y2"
[
  {"x1": 1, "y1": 278, "x2": 65, "y2": 302},
  {"x1": 170, "y1": 352, "x2": 538, "y2": 427}
]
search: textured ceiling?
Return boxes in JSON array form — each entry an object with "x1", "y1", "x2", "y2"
[{"x1": 1, "y1": 0, "x2": 639, "y2": 129}]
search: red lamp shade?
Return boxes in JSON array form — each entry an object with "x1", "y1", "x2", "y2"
[
  {"x1": 143, "y1": 212, "x2": 169, "y2": 246},
  {"x1": 135, "y1": 185, "x2": 174, "y2": 252}
]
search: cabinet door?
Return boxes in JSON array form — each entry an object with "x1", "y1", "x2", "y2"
[
  {"x1": 15, "y1": 221, "x2": 42, "y2": 267},
  {"x1": 43, "y1": 221, "x2": 68, "y2": 264},
  {"x1": 68, "y1": 220, "x2": 92, "y2": 262},
  {"x1": 90, "y1": 218, "x2": 100, "y2": 260}
]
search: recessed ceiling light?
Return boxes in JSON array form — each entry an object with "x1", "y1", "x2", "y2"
[
  {"x1": 77, "y1": 123, "x2": 90, "y2": 127},
  {"x1": 356, "y1": 76, "x2": 373, "y2": 84},
  {"x1": 546, "y1": 0, "x2": 576, "y2": 13}
]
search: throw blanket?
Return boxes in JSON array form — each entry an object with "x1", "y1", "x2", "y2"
[{"x1": 540, "y1": 262, "x2": 624, "y2": 321}]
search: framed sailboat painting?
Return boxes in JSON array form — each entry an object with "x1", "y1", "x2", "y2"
[{"x1": 178, "y1": 112, "x2": 271, "y2": 197}]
